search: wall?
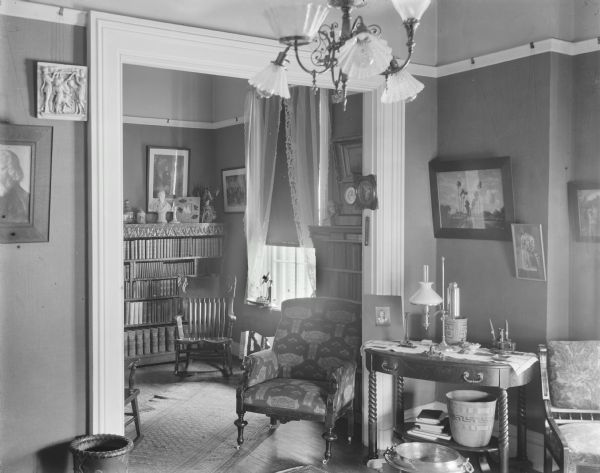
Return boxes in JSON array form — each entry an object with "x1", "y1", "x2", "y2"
[
  {"x1": 571, "y1": 51, "x2": 600, "y2": 339},
  {"x1": 122, "y1": 124, "x2": 215, "y2": 212},
  {"x1": 0, "y1": 16, "x2": 87, "y2": 472}
]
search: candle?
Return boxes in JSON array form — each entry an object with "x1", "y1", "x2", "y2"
[
  {"x1": 441, "y1": 257, "x2": 446, "y2": 311},
  {"x1": 505, "y1": 320, "x2": 509, "y2": 340},
  {"x1": 423, "y1": 264, "x2": 429, "y2": 283},
  {"x1": 489, "y1": 319, "x2": 496, "y2": 340}
]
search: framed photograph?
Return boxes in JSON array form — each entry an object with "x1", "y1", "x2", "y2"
[
  {"x1": 511, "y1": 224, "x2": 547, "y2": 281},
  {"x1": 147, "y1": 146, "x2": 189, "y2": 210},
  {"x1": 429, "y1": 157, "x2": 514, "y2": 240},
  {"x1": 173, "y1": 196, "x2": 201, "y2": 223},
  {"x1": 0, "y1": 124, "x2": 53, "y2": 243},
  {"x1": 37, "y1": 62, "x2": 88, "y2": 121},
  {"x1": 222, "y1": 167, "x2": 246, "y2": 213},
  {"x1": 568, "y1": 181, "x2": 600, "y2": 242}
]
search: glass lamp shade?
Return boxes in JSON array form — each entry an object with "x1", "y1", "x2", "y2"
[
  {"x1": 248, "y1": 62, "x2": 291, "y2": 99},
  {"x1": 337, "y1": 31, "x2": 393, "y2": 79},
  {"x1": 409, "y1": 282, "x2": 443, "y2": 306},
  {"x1": 265, "y1": 0, "x2": 330, "y2": 45},
  {"x1": 390, "y1": 0, "x2": 431, "y2": 21},
  {"x1": 381, "y1": 69, "x2": 424, "y2": 103}
]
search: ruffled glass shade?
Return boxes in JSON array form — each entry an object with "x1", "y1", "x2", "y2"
[
  {"x1": 409, "y1": 282, "x2": 443, "y2": 306},
  {"x1": 390, "y1": 0, "x2": 431, "y2": 21},
  {"x1": 338, "y1": 31, "x2": 392, "y2": 79},
  {"x1": 248, "y1": 62, "x2": 291, "y2": 99},
  {"x1": 381, "y1": 69, "x2": 424, "y2": 103},
  {"x1": 265, "y1": 0, "x2": 330, "y2": 45}
]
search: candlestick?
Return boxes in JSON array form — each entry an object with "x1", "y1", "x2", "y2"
[
  {"x1": 489, "y1": 319, "x2": 496, "y2": 341},
  {"x1": 441, "y1": 256, "x2": 446, "y2": 311}
]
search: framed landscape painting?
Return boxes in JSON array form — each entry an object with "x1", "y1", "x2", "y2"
[
  {"x1": 0, "y1": 124, "x2": 53, "y2": 243},
  {"x1": 429, "y1": 157, "x2": 514, "y2": 240},
  {"x1": 222, "y1": 167, "x2": 246, "y2": 213},
  {"x1": 568, "y1": 181, "x2": 600, "y2": 242}
]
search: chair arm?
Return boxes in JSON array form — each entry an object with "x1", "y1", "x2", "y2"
[
  {"x1": 326, "y1": 360, "x2": 357, "y2": 413},
  {"x1": 242, "y1": 349, "x2": 279, "y2": 389}
]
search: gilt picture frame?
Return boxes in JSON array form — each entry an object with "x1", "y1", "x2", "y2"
[
  {"x1": 147, "y1": 146, "x2": 189, "y2": 209},
  {"x1": 511, "y1": 223, "x2": 547, "y2": 281},
  {"x1": 222, "y1": 167, "x2": 246, "y2": 213},
  {"x1": 0, "y1": 124, "x2": 53, "y2": 243},
  {"x1": 568, "y1": 181, "x2": 600, "y2": 242},
  {"x1": 429, "y1": 157, "x2": 514, "y2": 240}
]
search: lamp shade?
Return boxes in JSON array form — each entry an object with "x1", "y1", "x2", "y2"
[
  {"x1": 409, "y1": 282, "x2": 443, "y2": 306},
  {"x1": 265, "y1": 0, "x2": 330, "y2": 45},
  {"x1": 390, "y1": 0, "x2": 431, "y2": 21},
  {"x1": 248, "y1": 62, "x2": 291, "y2": 99},
  {"x1": 338, "y1": 30, "x2": 393, "y2": 79},
  {"x1": 381, "y1": 69, "x2": 424, "y2": 103}
]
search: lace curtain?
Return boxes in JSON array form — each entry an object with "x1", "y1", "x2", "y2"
[
  {"x1": 244, "y1": 90, "x2": 281, "y2": 300},
  {"x1": 284, "y1": 87, "x2": 329, "y2": 292}
]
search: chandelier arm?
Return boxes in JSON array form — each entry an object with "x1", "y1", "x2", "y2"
[
  {"x1": 293, "y1": 42, "x2": 330, "y2": 76},
  {"x1": 383, "y1": 18, "x2": 418, "y2": 77}
]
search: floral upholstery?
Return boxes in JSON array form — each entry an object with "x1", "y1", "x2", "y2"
[
  {"x1": 559, "y1": 423, "x2": 600, "y2": 465},
  {"x1": 236, "y1": 298, "x2": 362, "y2": 461},
  {"x1": 547, "y1": 341, "x2": 600, "y2": 409}
]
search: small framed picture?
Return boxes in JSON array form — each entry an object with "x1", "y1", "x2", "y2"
[
  {"x1": 511, "y1": 224, "x2": 547, "y2": 281},
  {"x1": 222, "y1": 167, "x2": 246, "y2": 213},
  {"x1": 568, "y1": 181, "x2": 600, "y2": 242},
  {"x1": 147, "y1": 146, "x2": 189, "y2": 210}
]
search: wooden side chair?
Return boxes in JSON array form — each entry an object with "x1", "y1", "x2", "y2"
[
  {"x1": 124, "y1": 358, "x2": 142, "y2": 442},
  {"x1": 235, "y1": 297, "x2": 362, "y2": 464},
  {"x1": 174, "y1": 277, "x2": 236, "y2": 376},
  {"x1": 539, "y1": 341, "x2": 600, "y2": 473}
]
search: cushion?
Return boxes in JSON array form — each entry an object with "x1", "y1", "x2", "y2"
[
  {"x1": 243, "y1": 378, "x2": 330, "y2": 418},
  {"x1": 559, "y1": 423, "x2": 600, "y2": 465},
  {"x1": 548, "y1": 341, "x2": 600, "y2": 409}
]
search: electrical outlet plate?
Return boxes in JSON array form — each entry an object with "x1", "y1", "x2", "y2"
[{"x1": 375, "y1": 306, "x2": 391, "y2": 326}]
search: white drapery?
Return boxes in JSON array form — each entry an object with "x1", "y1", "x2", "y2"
[
  {"x1": 244, "y1": 90, "x2": 281, "y2": 300},
  {"x1": 284, "y1": 87, "x2": 329, "y2": 292}
]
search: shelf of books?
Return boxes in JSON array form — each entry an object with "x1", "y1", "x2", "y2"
[
  {"x1": 123, "y1": 223, "x2": 225, "y2": 365},
  {"x1": 401, "y1": 408, "x2": 499, "y2": 453},
  {"x1": 309, "y1": 225, "x2": 362, "y2": 303}
]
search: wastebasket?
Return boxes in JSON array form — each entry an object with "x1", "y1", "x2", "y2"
[
  {"x1": 70, "y1": 434, "x2": 134, "y2": 473},
  {"x1": 446, "y1": 390, "x2": 497, "y2": 448}
]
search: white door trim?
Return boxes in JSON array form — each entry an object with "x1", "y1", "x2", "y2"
[{"x1": 88, "y1": 11, "x2": 404, "y2": 433}]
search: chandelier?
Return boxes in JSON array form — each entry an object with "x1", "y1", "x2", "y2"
[{"x1": 249, "y1": 0, "x2": 431, "y2": 106}]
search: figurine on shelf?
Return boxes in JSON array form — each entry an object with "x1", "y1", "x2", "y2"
[
  {"x1": 200, "y1": 187, "x2": 219, "y2": 223},
  {"x1": 149, "y1": 190, "x2": 171, "y2": 223}
]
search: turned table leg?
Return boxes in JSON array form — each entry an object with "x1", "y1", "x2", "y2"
[
  {"x1": 368, "y1": 368, "x2": 378, "y2": 460},
  {"x1": 498, "y1": 388, "x2": 509, "y2": 473},
  {"x1": 516, "y1": 385, "x2": 528, "y2": 462},
  {"x1": 394, "y1": 375, "x2": 404, "y2": 436}
]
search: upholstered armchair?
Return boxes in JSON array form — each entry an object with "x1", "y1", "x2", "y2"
[
  {"x1": 235, "y1": 297, "x2": 362, "y2": 464},
  {"x1": 539, "y1": 341, "x2": 600, "y2": 473}
]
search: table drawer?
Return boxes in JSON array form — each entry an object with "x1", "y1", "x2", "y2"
[{"x1": 369, "y1": 352, "x2": 503, "y2": 387}]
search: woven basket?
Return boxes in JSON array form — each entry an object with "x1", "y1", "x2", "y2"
[{"x1": 70, "y1": 434, "x2": 133, "y2": 473}]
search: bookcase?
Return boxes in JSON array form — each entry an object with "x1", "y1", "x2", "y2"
[
  {"x1": 123, "y1": 223, "x2": 225, "y2": 365},
  {"x1": 309, "y1": 225, "x2": 362, "y2": 303}
]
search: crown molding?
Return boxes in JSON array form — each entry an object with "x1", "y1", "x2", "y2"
[
  {"x1": 3, "y1": 1, "x2": 600, "y2": 80},
  {"x1": 123, "y1": 115, "x2": 244, "y2": 129}
]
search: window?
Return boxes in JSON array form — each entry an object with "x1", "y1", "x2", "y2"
[{"x1": 264, "y1": 245, "x2": 315, "y2": 306}]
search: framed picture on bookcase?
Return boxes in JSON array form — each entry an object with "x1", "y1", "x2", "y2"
[{"x1": 147, "y1": 146, "x2": 189, "y2": 208}]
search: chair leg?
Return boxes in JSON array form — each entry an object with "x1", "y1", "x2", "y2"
[
  {"x1": 234, "y1": 413, "x2": 247, "y2": 449},
  {"x1": 184, "y1": 345, "x2": 191, "y2": 373},
  {"x1": 270, "y1": 416, "x2": 280, "y2": 430},
  {"x1": 322, "y1": 427, "x2": 338, "y2": 464},
  {"x1": 226, "y1": 344, "x2": 233, "y2": 376},
  {"x1": 131, "y1": 397, "x2": 142, "y2": 441},
  {"x1": 543, "y1": 443, "x2": 553, "y2": 473},
  {"x1": 174, "y1": 343, "x2": 180, "y2": 375}
]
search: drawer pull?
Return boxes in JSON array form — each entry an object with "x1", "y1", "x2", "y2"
[
  {"x1": 381, "y1": 360, "x2": 398, "y2": 373},
  {"x1": 462, "y1": 371, "x2": 484, "y2": 383}
]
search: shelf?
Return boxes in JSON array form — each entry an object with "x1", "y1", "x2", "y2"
[
  {"x1": 126, "y1": 351, "x2": 176, "y2": 366},
  {"x1": 125, "y1": 321, "x2": 176, "y2": 329},
  {"x1": 123, "y1": 222, "x2": 225, "y2": 239},
  {"x1": 397, "y1": 423, "x2": 499, "y2": 454}
]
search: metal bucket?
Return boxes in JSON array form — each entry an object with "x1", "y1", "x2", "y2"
[
  {"x1": 446, "y1": 390, "x2": 497, "y2": 448},
  {"x1": 444, "y1": 318, "x2": 468, "y2": 344},
  {"x1": 384, "y1": 442, "x2": 473, "y2": 473}
]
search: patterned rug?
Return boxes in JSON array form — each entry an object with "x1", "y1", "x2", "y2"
[{"x1": 126, "y1": 366, "x2": 271, "y2": 473}]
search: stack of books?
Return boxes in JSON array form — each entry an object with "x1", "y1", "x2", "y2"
[{"x1": 407, "y1": 409, "x2": 452, "y2": 441}]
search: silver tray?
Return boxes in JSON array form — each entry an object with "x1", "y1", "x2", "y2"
[{"x1": 384, "y1": 443, "x2": 473, "y2": 473}]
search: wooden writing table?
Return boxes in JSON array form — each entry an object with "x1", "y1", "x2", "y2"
[{"x1": 364, "y1": 343, "x2": 538, "y2": 473}]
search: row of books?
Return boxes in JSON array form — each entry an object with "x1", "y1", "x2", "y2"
[
  {"x1": 124, "y1": 278, "x2": 180, "y2": 299},
  {"x1": 123, "y1": 236, "x2": 223, "y2": 260},
  {"x1": 406, "y1": 409, "x2": 452, "y2": 442},
  {"x1": 126, "y1": 260, "x2": 196, "y2": 279},
  {"x1": 125, "y1": 325, "x2": 177, "y2": 357},
  {"x1": 315, "y1": 242, "x2": 362, "y2": 272},
  {"x1": 124, "y1": 298, "x2": 180, "y2": 326}
]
